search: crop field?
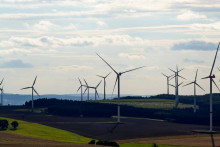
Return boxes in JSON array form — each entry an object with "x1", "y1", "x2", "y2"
[{"x1": 97, "y1": 98, "x2": 194, "y2": 109}]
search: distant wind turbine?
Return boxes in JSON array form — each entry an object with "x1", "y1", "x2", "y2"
[
  {"x1": 97, "y1": 53, "x2": 145, "y2": 123},
  {"x1": 97, "y1": 72, "x2": 111, "y2": 100},
  {"x1": 77, "y1": 78, "x2": 86, "y2": 101},
  {"x1": 202, "y1": 42, "x2": 220, "y2": 132},
  {"x1": 161, "y1": 73, "x2": 173, "y2": 95},
  {"x1": 0, "y1": 78, "x2": 4, "y2": 106},
  {"x1": 182, "y1": 69, "x2": 205, "y2": 113},
  {"x1": 169, "y1": 66, "x2": 186, "y2": 108},
  {"x1": 90, "y1": 80, "x2": 102, "y2": 100},
  {"x1": 21, "y1": 76, "x2": 40, "y2": 112},
  {"x1": 83, "y1": 79, "x2": 91, "y2": 100}
]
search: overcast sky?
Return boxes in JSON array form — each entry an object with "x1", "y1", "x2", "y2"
[{"x1": 0, "y1": 0, "x2": 220, "y2": 97}]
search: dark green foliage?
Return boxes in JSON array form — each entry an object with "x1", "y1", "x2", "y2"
[
  {"x1": 96, "y1": 140, "x2": 119, "y2": 147},
  {"x1": 11, "y1": 121, "x2": 19, "y2": 130},
  {"x1": 0, "y1": 119, "x2": 9, "y2": 130},
  {"x1": 88, "y1": 140, "x2": 96, "y2": 144}
]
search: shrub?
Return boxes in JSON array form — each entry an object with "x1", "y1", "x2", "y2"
[
  {"x1": 11, "y1": 121, "x2": 19, "y2": 130},
  {"x1": 0, "y1": 119, "x2": 9, "y2": 130},
  {"x1": 152, "y1": 143, "x2": 158, "y2": 147},
  {"x1": 88, "y1": 140, "x2": 96, "y2": 144},
  {"x1": 96, "y1": 140, "x2": 119, "y2": 147}
]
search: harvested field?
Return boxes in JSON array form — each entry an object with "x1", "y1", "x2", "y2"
[{"x1": 1, "y1": 107, "x2": 219, "y2": 141}]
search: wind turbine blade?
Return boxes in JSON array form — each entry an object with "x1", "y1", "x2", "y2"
[
  {"x1": 77, "y1": 86, "x2": 81, "y2": 92},
  {"x1": 168, "y1": 74, "x2": 174, "y2": 78},
  {"x1": 0, "y1": 78, "x2": 4, "y2": 85},
  {"x1": 212, "y1": 79, "x2": 220, "y2": 91},
  {"x1": 96, "y1": 75, "x2": 104, "y2": 78},
  {"x1": 33, "y1": 88, "x2": 40, "y2": 97},
  {"x1": 178, "y1": 82, "x2": 183, "y2": 87},
  {"x1": 96, "y1": 90, "x2": 99, "y2": 98},
  {"x1": 121, "y1": 66, "x2": 145, "y2": 74},
  {"x1": 96, "y1": 53, "x2": 118, "y2": 74},
  {"x1": 105, "y1": 72, "x2": 111, "y2": 78},
  {"x1": 210, "y1": 42, "x2": 220, "y2": 76},
  {"x1": 169, "y1": 84, "x2": 175, "y2": 88},
  {"x1": 218, "y1": 67, "x2": 220, "y2": 72},
  {"x1": 178, "y1": 75, "x2": 186, "y2": 80},
  {"x1": 21, "y1": 87, "x2": 32, "y2": 90},
  {"x1": 178, "y1": 68, "x2": 184, "y2": 73},
  {"x1": 32, "y1": 76, "x2": 37, "y2": 86},
  {"x1": 84, "y1": 79, "x2": 88, "y2": 86},
  {"x1": 96, "y1": 80, "x2": 102, "y2": 88},
  {"x1": 195, "y1": 69, "x2": 198, "y2": 82},
  {"x1": 195, "y1": 83, "x2": 205, "y2": 91},
  {"x1": 78, "y1": 78, "x2": 82, "y2": 85},
  {"x1": 111, "y1": 77, "x2": 118, "y2": 98},
  {"x1": 161, "y1": 73, "x2": 168, "y2": 78},
  {"x1": 182, "y1": 82, "x2": 194, "y2": 87},
  {"x1": 201, "y1": 76, "x2": 210, "y2": 79},
  {"x1": 169, "y1": 75, "x2": 176, "y2": 81},
  {"x1": 169, "y1": 68, "x2": 176, "y2": 73},
  {"x1": 83, "y1": 87, "x2": 88, "y2": 95}
]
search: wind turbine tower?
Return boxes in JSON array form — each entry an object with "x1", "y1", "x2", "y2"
[
  {"x1": 182, "y1": 69, "x2": 205, "y2": 112},
  {"x1": 97, "y1": 53, "x2": 145, "y2": 123},
  {"x1": 77, "y1": 78, "x2": 86, "y2": 101},
  {"x1": 169, "y1": 66, "x2": 186, "y2": 108},
  {"x1": 0, "y1": 79, "x2": 4, "y2": 106},
  {"x1": 97, "y1": 72, "x2": 111, "y2": 100},
  {"x1": 21, "y1": 76, "x2": 40, "y2": 112},
  {"x1": 83, "y1": 79, "x2": 91, "y2": 100},
  {"x1": 202, "y1": 42, "x2": 220, "y2": 132},
  {"x1": 90, "y1": 80, "x2": 102, "y2": 100}
]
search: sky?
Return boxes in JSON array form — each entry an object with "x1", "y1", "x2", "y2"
[{"x1": 0, "y1": 0, "x2": 220, "y2": 97}]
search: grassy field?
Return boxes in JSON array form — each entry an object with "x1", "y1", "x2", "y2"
[
  {"x1": 97, "y1": 98, "x2": 194, "y2": 109},
  {"x1": 0, "y1": 117, "x2": 91, "y2": 144}
]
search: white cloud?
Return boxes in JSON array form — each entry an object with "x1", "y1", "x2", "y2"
[
  {"x1": 25, "y1": 20, "x2": 59, "y2": 31},
  {"x1": 177, "y1": 10, "x2": 207, "y2": 21},
  {"x1": 50, "y1": 65, "x2": 93, "y2": 72},
  {"x1": 118, "y1": 53, "x2": 146, "y2": 60}
]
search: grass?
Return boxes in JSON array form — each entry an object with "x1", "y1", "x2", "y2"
[
  {"x1": 0, "y1": 117, "x2": 91, "y2": 144},
  {"x1": 120, "y1": 142, "x2": 192, "y2": 147},
  {"x1": 98, "y1": 98, "x2": 193, "y2": 109}
]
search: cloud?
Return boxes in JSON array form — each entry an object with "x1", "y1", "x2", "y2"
[
  {"x1": 118, "y1": 53, "x2": 146, "y2": 60},
  {"x1": 24, "y1": 20, "x2": 59, "y2": 31},
  {"x1": 171, "y1": 40, "x2": 217, "y2": 51},
  {"x1": 184, "y1": 58, "x2": 204, "y2": 64},
  {"x1": 50, "y1": 65, "x2": 93, "y2": 72},
  {"x1": 177, "y1": 10, "x2": 207, "y2": 21},
  {"x1": 0, "y1": 59, "x2": 33, "y2": 68}
]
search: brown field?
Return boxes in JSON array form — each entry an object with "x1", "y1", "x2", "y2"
[{"x1": 1, "y1": 107, "x2": 220, "y2": 146}]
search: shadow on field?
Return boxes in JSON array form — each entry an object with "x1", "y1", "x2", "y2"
[
  {"x1": 109, "y1": 123, "x2": 120, "y2": 133},
  {"x1": 211, "y1": 133, "x2": 215, "y2": 147}
]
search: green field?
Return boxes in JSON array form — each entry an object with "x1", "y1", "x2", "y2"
[
  {"x1": 0, "y1": 117, "x2": 91, "y2": 144},
  {"x1": 97, "y1": 98, "x2": 194, "y2": 109}
]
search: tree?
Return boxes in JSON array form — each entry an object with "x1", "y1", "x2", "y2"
[
  {"x1": 11, "y1": 121, "x2": 19, "y2": 130},
  {"x1": 0, "y1": 120, "x2": 9, "y2": 130}
]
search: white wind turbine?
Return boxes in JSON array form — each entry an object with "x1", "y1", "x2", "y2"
[
  {"x1": 97, "y1": 53, "x2": 145, "y2": 123},
  {"x1": 202, "y1": 42, "x2": 220, "y2": 132},
  {"x1": 89, "y1": 80, "x2": 102, "y2": 100},
  {"x1": 169, "y1": 66, "x2": 186, "y2": 108},
  {"x1": 182, "y1": 69, "x2": 205, "y2": 113},
  {"x1": 83, "y1": 79, "x2": 92, "y2": 100},
  {"x1": 21, "y1": 76, "x2": 40, "y2": 112},
  {"x1": 0, "y1": 78, "x2": 4, "y2": 106},
  {"x1": 77, "y1": 78, "x2": 86, "y2": 101},
  {"x1": 161, "y1": 73, "x2": 173, "y2": 95},
  {"x1": 97, "y1": 72, "x2": 111, "y2": 100}
]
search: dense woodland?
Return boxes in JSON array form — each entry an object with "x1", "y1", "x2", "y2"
[{"x1": 24, "y1": 94, "x2": 220, "y2": 126}]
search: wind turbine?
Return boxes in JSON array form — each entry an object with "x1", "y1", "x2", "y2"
[
  {"x1": 21, "y1": 76, "x2": 40, "y2": 112},
  {"x1": 202, "y1": 42, "x2": 220, "y2": 132},
  {"x1": 77, "y1": 78, "x2": 86, "y2": 101},
  {"x1": 89, "y1": 80, "x2": 102, "y2": 100},
  {"x1": 97, "y1": 72, "x2": 111, "y2": 100},
  {"x1": 97, "y1": 53, "x2": 145, "y2": 123},
  {"x1": 83, "y1": 79, "x2": 91, "y2": 100},
  {"x1": 182, "y1": 69, "x2": 205, "y2": 112},
  {"x1": 0, "y1": 78, "x2": 4, "y2": 106},
  {"x1": 169, "y1": 66, "x2": 186, "y2": 108},
  {"x1": 161, "y1": 73, "x2": 173, "y2": 95}
]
